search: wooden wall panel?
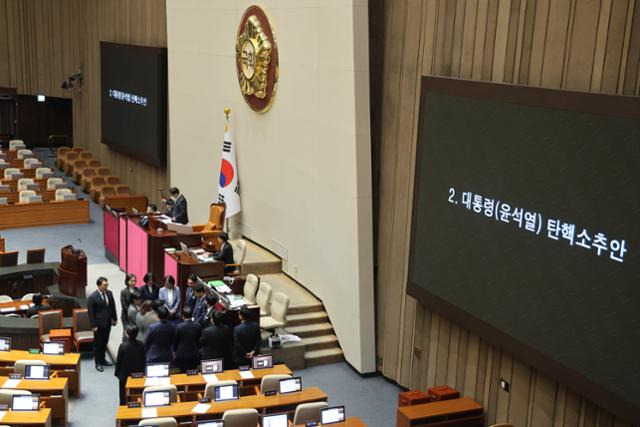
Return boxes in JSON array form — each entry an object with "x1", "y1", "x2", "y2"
[{"x1": 376, "y1": 0, "x2": 639, "y2": 425}]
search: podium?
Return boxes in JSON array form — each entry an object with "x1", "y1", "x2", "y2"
[
  {"x1": 163, "y1": 250, "x2": 224, "y2": 306},
  {"x1": 58, "y1": 245, "x2": 87, "y2": 297}
]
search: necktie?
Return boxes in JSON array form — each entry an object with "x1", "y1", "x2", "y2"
[{"x1": 102, "y1": 292, "x2": 107, "y2": 305}]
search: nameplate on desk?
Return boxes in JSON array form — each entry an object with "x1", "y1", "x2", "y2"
[
  {"x1": 28, "y1": 349, "x2": 40, "y2": 354},
  {"x1": 306, "y1": 421, "x2": 318, "y2": 427},
  {"x1": 131, "y1": 372, "x2": 144, "y2": 378},
  {"x1": 9, "y1": 374, "x2": 22, "y2": 380},
  {"x1": 198, "y1": 397, "x2": 211, "y2": 403},
  {"x1": 238, "y1": 365, "x2": 250, "y2": 371},
  {"x1": 264, "y1": 390, "x2": 276, "y2": 396},
  {"x1": 186, "y1": 369, "x2": 198, "y2": 376},
  {"x1": 127, "y1": 402, "x2": 140, "y2": 408}
]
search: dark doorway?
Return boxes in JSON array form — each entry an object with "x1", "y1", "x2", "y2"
[{"x1": 15, "y1": 95, "x2": 73, "y2": 147}]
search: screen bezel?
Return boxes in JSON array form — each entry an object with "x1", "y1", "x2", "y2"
[
  {"x1": 213, "y1": 384, "x2": 239, "y2": 402},
  {"x1": 200, "y1": 358, "x2": 223, "y2": 374},
  {"x1": 320, "y1": 406, "x2": 346, "y2": 425},
  {"x1": 278, "y1": 376, "x2": 302, "y2": 394},
  {"x1": 252, "y1": 354, "x2": 273, "y2": 370},
  {"x1": 145, "y1": 363, "x2": 170, "y2": 378},
  {"x1": 25, "y1": 365, "x2": 50, "y2": 380},
  {"x1": 408, "y1": 76, "x2": 640, "y2": 425},
  {"x1": 11, "y1": 394, "x2": 39, "y2": 411},
  {"x1": 0, "y1": 337, "x2": 11, "y2": 351}
]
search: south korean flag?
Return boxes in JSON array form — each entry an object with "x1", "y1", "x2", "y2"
[{"x1": 217, "y1": 124, "x2": 242, "y2": 217}]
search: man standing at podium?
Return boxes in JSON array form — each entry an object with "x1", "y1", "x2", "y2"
[
  {"x1": 163, "y1": 187, "x2": 189, "y2": 224},
  {"x1": 88, "y1": 277, "x2": 117, "y2": 372}
]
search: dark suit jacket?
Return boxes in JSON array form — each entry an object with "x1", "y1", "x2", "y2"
[
  {"x1": 144, "y1": 319, "x2": 175, "y2": 363},
  {"x1": 200, "y1": 324, "x2": 233, "y2": 367},
  {"x1": 193, "y1": 297, "x2": 208, "y2": 326},
  {"x1": 173, "y1": 319, "x2": 202, "y2": 359},
  {"x1": 114, "y1": 337, "x2": 146, "y2": 382},
  {"x1": 233, "y1": 321, "x2": 261, "y2": 365},
  {"x1": 120, "y1": 287, "x2": 134, "y2": 324},
  {"x1": 168, "y1": 195, "x2": 189, "y2": 224},
  {"x1": 140, "y1": 284, "x2": 159, "y2": 302},
  {"x1": 26, "y1": 303, "x2": 51, "y2": 318},
  {"x1": 87, "y1": 290, "x2": 117, "y2": 329},
  {"x1": 214, "y1": 242, "x2": 235, "y2": 274}
]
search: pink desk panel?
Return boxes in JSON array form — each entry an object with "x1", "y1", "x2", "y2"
[
  {"x1": 119, "y1": 216, "x2": 128, "y2": 271},
  {"x1": 126, "y1": 219, "x2": 148, "y2": 281},
  {"x1": 103, "y1": 210, "x2": 119, "y2": 260}
]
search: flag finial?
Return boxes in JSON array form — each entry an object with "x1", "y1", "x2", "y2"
[{"x1": 224, "y1": 107, "x2": 231, "y2": 121}]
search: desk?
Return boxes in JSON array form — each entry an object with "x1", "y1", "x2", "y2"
[
  {"x1": 0, "y1": 190, "x2": 77, "y2": 204},
  {"x1": 116, "y1": 386, "x2": 327, "y2": 426},
  {"x1": 0, "y1": 199, "x2": 89, "y2": 230},
  {"x1": 125, "y1": 364, "x2": 293, "y2": 401},
  {"x1": 0, "y1": 262, "x2": 58, "y2": 298},
  {"x1": 1, "y1": 178, "x2": 49, "y2": 192},
  {"x1": 0, "y1": 298, "x2": 48, "y2": 315},
  {"x1": 296, "y1": 417, "x2": 367, "y2": 426},
  {"x1": 0, "y1": 350, "x2": 81, "y2": 397},
  {"x1": 396, "y1": 398, "x2": 483, "y2": 427},
  {"x1": 0, "y1": 375, "x2": 68, "y2": 426},
  {"x1": 0, "y1": 407, "x2": 52, "y2": 426},
  {"x1": 163, "y1": 250, "x2": 224, "y2": 308}
]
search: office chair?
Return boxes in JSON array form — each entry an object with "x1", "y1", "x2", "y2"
[
  {"x1": 260, "y1": 292, "x2": 290, "y2": 333},
  {"x1": 256, "y1": 282, "x2": 272, "y2": 316},
  {"x1": 17, "y1": 178, "x2": 36, "y2": 191},
  {"x1": 16, "y1": 149, "x2": 33, "y2": 160},
  {"x1": 55, "y1": 188, "x2": 73, "y2": 201},
  {"x1": 137, "y1": 417, "x2": 177, "y2": 427},
  {"x1": 0, "y1": 295, "x2": 13, "y2": 303},
  {"x1": 21, "y1": 293, "x2": 34, "y2": 301},
  {"x1": 221, "y1": 409, "x2": 259, "y2": 427},
  {"x1": 258, "y1": 374, "x2": 291, "y2": 394},
  {"x1": 0, "y1": 251, "x2": 19, "y2": 267},
  {"x1": 72, "y1": 308, "x2": 94, "y2": 351},
  {"x1": 27, "y1": 248, "x2": 45, "y2": 264},
  {"x1": 19, "y1": 190, "x2": 37, "y2": 203},
  {"x1": 0, "y1": 389, "x2": 31, "y2": 406},
  {"x1": 225, "y1": 240, "x2": 247, "y2": 274},
  {"x1": 9, "y1": 140, "x2": 25, "y2": 151},
  {"x1": 35, "y1": 167, "x2": 53, "y2": 179},
  {"x1": 46, "y1": 177, "x2": 65, "y2": 190},
  {"x1": 293, "y1": 402, "x2": 329, "y2": 425},
  {"x1": 38, "y1": 309, "x2": 63, "y2": 344},
  {"x1": 4, "y1": 168, "x2": 22, "y2": 180},
  {"x1": 243, "y1": 274, "x2": 259, "y2": 304},
  {"x1": 203, "y1": 380, "x2": 238, "y2": 399},
  {"x1": 23, "y1": 158, "x2": 42, "y2": 169}
]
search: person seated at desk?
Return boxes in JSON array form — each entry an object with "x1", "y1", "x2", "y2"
[
  {"x1": 115, "y1": 325, "x2": 145, "y2": 405},
  {"x1": 213, "y1": 232, "x2": 235, "y2": 274},
  {"x1": 25, "y1": 293, "x2": 50, "y2": 317},
  {"x1": 120, "y1": 274, "x2": 137, "y2": 325},
  {"x1": 140, "y1": 272, "x2": 159, "y2": 302},
  {"x1": 173, "y1": 306, "x2": 202, "y2": 372},
  {"x1": 146, "y1": 203, "x2": 159, "y2": 215},
  {"x1": 192, "y1": 283, "x2": 208, "y2": 326},
  {"x1": 136, "y1": 300, "x2": 159, "y2": 343},
  {"x1": 145, "y1": 306, "x2": 175, "y2": 363},
  {"x1": 126, "y1": 291, "x2": 142, "y2": 328},
  {"x1": 159, "y1": 275, "x2": 180, "y2": 320},
  {"x1": 233, "y1": 306, "x2": 261, "y2": 368},
  {"x1": 201, "y1": 311, "x2": 233, "y2": 369},
  {"x1": 162, "y1": 187, "x2": 188, "y2": 224}
]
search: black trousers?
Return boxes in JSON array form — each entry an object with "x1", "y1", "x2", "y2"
[
  {"x1": 118, "y1": 377, "x2": 127, "y2": 405},
  {"x1": 94, "y1": 325, "x2": 111, "y2": 364},
  {"x1": 174, "y1": 356, "x2": 199, "y2": 373}
]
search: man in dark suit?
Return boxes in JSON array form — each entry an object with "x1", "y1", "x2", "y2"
[
  {"x1": 213, "y1": 232, "x2": 235, "y2": 274},
  {"x1": 114, "y1": 325, "x2": 145, "y2": 405},
  {"x1": 87, "y1": 276, "x2": 117, "y2": 371},
  {"x1": 144, "y1": 306, "x2": 175, "y2": 363},
  {"x1": 25, "y1": 293, "x2": 51, "y2": 317},
  {"x1": 201, "y1": 293, "x2": 220, "y2": 328},
  {"x1": 192, "y1": 283, "x2": 208, "y2": 326},
  {"x1": 233, "y1": 306, "x2": 262, "y2": 367},
  {"x1": 201, "y1": 311, "x2": 233, "y2": 369},
  {"x1": 140, "y1": 272, "x2": 159, "y2": 302},
  {"x1": 173, "y1": 306, "x2": 202, "y2": 372},
  {"x1": 163, "y1": 187, "x2": 189, "y2": 224}
]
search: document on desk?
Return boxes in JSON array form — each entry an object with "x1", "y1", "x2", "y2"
[
  {"x1": 1, "y1": 379, "x2": 21, "y2": 388},
  {"x1": 0, "y1": 307, "x2": 14, "y2": 313},
  {"x1": 239, "y1": 370, "x2": 255, "y2": 379},
  {"x1": 192, "y1": 403, "x2": 211, "y2": 414},
  {"x1": 202, "y1": 374, "x2": 218, "y2": 383},
  {"x1": 144, "y1": 377, "x2": 171, "y2": 386},
  {"x1": 156, "y1": 215, "x2": 171, "y2": 224},
  {"x1": 141, "y1": 408, "x2": 157, "y2": 418},
  {"x1": 0, "y1": 410, "x2": 6, "y2": 421}
]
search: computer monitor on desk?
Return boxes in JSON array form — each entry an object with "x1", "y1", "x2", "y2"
[
  {"x1": 197, "y1": 421, "x2": 224, "y2": 427},
  {"x1": 213, "y1": 384, "x2": 238, "y2": 402},
  {"x1": 0, "y1": 337, "x2": 10, "y2": 351},
  {"x1": 252, "y1": 354, "x2": 273, "y2": 369},
  {"x1": 260, "y1": 413, "x2": 288, "y2": 427},
  {"x1": 25, "y1": 364, "x2": 50, "y2": 380},
  {"x1": 42, "y1": 341, "x2": 64, "y2": 355},
  {"x1": 201, "y1": 358, "x2": 223, "y2": 374},
  {"x1": 143, "y1": 390, "x2": 171, "y2": 407},
  {"x1": 11, "y1": 394, "x2": 39, "y2": 411},
  {"x1": 279, "y1": 377, "x2": 302, "y2": 394},
  {"x1": 321, "y1": 406, "x2": 346, "y2": 424},
  {"x1": 145, "y1": 363, "x2": 170, "y2": 378}
]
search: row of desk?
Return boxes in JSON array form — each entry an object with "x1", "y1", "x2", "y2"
[{"x1": 0, "y1": 199, "x2": 89, "y2": 230}]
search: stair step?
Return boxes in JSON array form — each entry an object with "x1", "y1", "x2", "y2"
[
  {"x1": 305, "y1": 348, "x2": 344, "y2": 367},
  {"x1": 286, "y1": 322, "x2": 334, "y2": 338},
  {"x1": 287, "y1": 311, "x2": 329, "y2": 326},
  {"x1": 302, "y1": 334, "x2": 339, "y2": 351},
  {"x1": 288, "y1": 303, "x2": 324, "y2": 315},
  {"x1": 242, "y1": 261, "x2": 282, "y2": 276}
]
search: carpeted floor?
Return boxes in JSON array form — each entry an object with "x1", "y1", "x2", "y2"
[{"x1": 2, "y1": 149, "x2": 401, "y2": 426}]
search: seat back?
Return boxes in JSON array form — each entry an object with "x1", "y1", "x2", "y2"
[
  {"x1": 87, "y1": 159, "x2": 101, "y2": 168},
  {"x1": 23, "y1": 158, "x2": 41, "y2": 169},
  {"x1": 16, "y1": 149, "x2": 33, "y2": 159},
  {"x1": 260, "y1": 374, "x2": 291, "y2": 393},
  {"x1": 4, "y1": 168, "x2": 21, "y2": 180},
  {"x1": 138, "y1": 417, "x2": 177, "y2": 427},
  {"x1": 38, "y1": 309, "x2": 63, "y2": 337},
  {"x1": 244, "y1": 274, "x2": 259, "y2": 304},
  {"x1": 46, "y1": 177, "x2": 64, "y2": 190},
  {"x1": 17, "y1": 178, "x2": 35, "y2": 190},
  {"x1": 90, "y1": 176, "x2": 106, "y2": 187},
  {"x1": 106, "y1": 176, "x2": 120, "y2": 185},
  {"x1": 234, "y1": 240, "x2": 247, "y2": 265},
  {"x1": 204, "y1": 380, "x2": 238, "y2": 399},
  {"x1": 0, "y1": 251, "x2": 18, "y2": 267},
  {"x1": 115, "y1": 185, "x2": 130, "y2": 195},
  {"x1": 205, "y1": 203, "x2": 226, "y2": 231},
  {"x1": 222, "y1": 409, "x2": 259, "y2": 427},
  {"x1": 293, "y1": 402, "x2": 329, "y2": 425},
  {"x1": 13, "y1": 360, "x2": 46, "y2": 376},
  {"x1": 21, "y1": 293, "x2": 34, "y2": 301},
  {"x1": 269, "y1": 292, "x2": 290, "y2": 325},
  {"x1": 9, "y1": 140, "x2": 25, "y2": 150},
  {"x1": 73, "y1": 308, "x2": 92, "y2": 333},
  {"x1": 101, "y1": 186, "x2": 116, "y2": 198},
  {"x1": 35, "y1": 167, "x2": 53, "y2": 179},
  {"x1": 65, "y1": 152, "x2": 79, "y2": 163},
  {"x1": 71, "y1": 159, "x2": 87, "y2": 170},
  {"x1": 19, "y1": 190, "x2": 37, "y2": 203},
  {"x1": 81, "y1": 168, "x2": 96, "y2": 180},
  {"x1": 57, "y1": 147, "x2": 70, "y2": 157},
  {"x1": 256, "y1": 282, "x2": 272, "y2": 315},
  {"x1": 79, "y1": 151, "x2": 92, "y2": 160},
  {"x1": 55, "y1": 188, "x2": 73, "y2": 201},
  {"x1": 71, "y1": 147, "x2": 84, "y2": 153},
  {"x1": 0, "y1": 295, "x2": 13, "y2": 303},
  {"x1": 26, "y1": 248, "x2": 45, "y2": 264},
  {"x1": 0, "y1": 389, "x2": 30, "y2": 406},
  {"x1": 96, "y1": 167, "x2": 110, "y2": 176},
  {"x1": 142, "y1": 385, "x2": 178, "y2": 403}
]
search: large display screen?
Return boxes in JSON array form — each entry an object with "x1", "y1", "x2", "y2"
[
  {"x1": 409, "y1": 77, "x2": 640, "y2": 424},
  {"x1": 100, "y1": 42, "x2": 167, "y2": 166}
]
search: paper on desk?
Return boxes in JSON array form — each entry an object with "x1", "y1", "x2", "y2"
[
  {"x1": 19, "y1": 304, "x2": 28, "y2": 310},
  {"x1": 202, "y1": 374, "x2": 218, "y2": 383},
  {"x1": 239, "y1": 370, "x2": 255, "y2": 379},
  {"x1": 0, "y1": 411, "x2": 6, "y2": 421},
  {"x1": 192, "y1": 403, "x2": 210, "y2": 414},
  {"x1": 144, "y1": 377, "x2": 171, "y2": 386},
  {"x1": 1, "y1": 379, "x2": 20, "y2": 388},
  {"x1": 141, "y1": 408, "x2": 157, "y2": 418},
  {"x1": 0, "y1": 307, "x2": 14, "y2": 313}
]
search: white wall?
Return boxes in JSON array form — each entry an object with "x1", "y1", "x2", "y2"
[{"x1": 166, "y1": 0, "x2": 374, "y2": 373}]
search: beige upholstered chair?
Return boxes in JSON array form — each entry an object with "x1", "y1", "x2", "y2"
[
  {"x1": 293, "y1": 402, "x2": 329, "y2": 425},
  {"x1": 46, "y1": 177, "x2": 65, "y2": 190},
  {"x1": 19, "y1": 190, "x2": 37, "y2": 203},
  {"x1": 23, "y1": 158, "x2": 41, "y2": 169},
  {"x1": 35, "y1": 167, "x2": 53, "y2": 179},
  {"x1": 226, "y1": 239, "x2": 247, "y2": 274},
  {"x1": 222, "y1": 409, "x2": 259, "y2": 427},
  {"x1": 203, "y1": 380, "x2": 238, "y2": 399},
  {"x1": 9, "y1": 140, "x2": 25, "y2": 151},
  {"x1": 142, "y1": 385, "x2": 178, "y2": 404},
  {"x1": 17, "y1": 178, "x2": 36, "y2": 191},
  {"x1": 55, "y1": 188, "x2": 73, "y2": 201},
  {"x1": 243, "y1": 274, "x2": 259, "y2": 304},
  {"x1": 0, "y1": 295, "x2": 12, "y2": 303},
  {"x1": 0, "y1": 389, "x2": 31, "y2": 406},
  {"x1": 260, "y1": 292, "x2": 290, "y2": 331},
  {"x1": 4, "y1": 168, "x2": 22, "y2": 180},
  {"x1": 138, "y1": 417, "x2": 177, "y2": 427},
  {"x1": 21, "y1": 293, "x2": 34, "y2": 301},
  {"x1": 0, "y1": 159, "x2": 8, "y2": 168},
  {"x1": 17, "y1": 149, "x2": 33, "y2": 160},
  {"x1": 259, "y1": 374, "x2": 291, "y2": 394},
  {"x1": 256, "y1": 282, "x2": 272, "y2": 316},
  {"x1": 13, "y1": 359, "x2": 47, "y2": 376}
]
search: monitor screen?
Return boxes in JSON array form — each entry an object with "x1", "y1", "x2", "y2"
[
  {"x1": 213, "y1": 384, "x2": 238, "y2": 402},
  {"x1": 321, "y1": 406, "x2": 346, "y2": 424},
  {"x1": 278, "y1": 377, "x2": 302, "y2": 394},
  {"x1": 145, "y1": 363, "x2": 169, "y2": 378},
  {"x1": 143, "y1": 390, "x2": 171, "y2": 407},
  {"x1": 42, "y1": 342, "x2": 64, "y2": 355},
  {"x1": 252, "y1": 354, "x2": 273, "y2": 370},
  {"x1": 0, "y1": 337, "x2": 10, "y2": 351},
  {"x1": 260, "y1": 413, "x2": 288, "y2": 427},
  {"x1": 201, "y1": 359, "x2": 223, "y2": 374},
  {"x1": 25, "y1": 365, "x2": 49, "y2": 380},
  {"x1": 11, "y1": 395, "x2": 39, "y2": 411},
  {"x1": 196, "y1": 421, "x2": 224, "y2": 427}
]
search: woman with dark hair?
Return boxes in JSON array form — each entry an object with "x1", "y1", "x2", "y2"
[
  {"x1": 140, "y1": 272, "x2": 159, "y2": 302},
  {"x1": 159, "y1": 275, "x2": 180, "y2": 320},
  {"x1": 114, "y1": 325, "x2": 145, "y2": 405},
  {"x1": 135, "y1": 299, "x2": 159, "y2": 343},
  {"x1": 120, "y1": 274, "x2": 137, "y2": 325}
]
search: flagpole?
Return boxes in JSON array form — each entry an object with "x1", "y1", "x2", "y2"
[{"x1": 224, "y1": 107, "x2": 231, "y2": 233}]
